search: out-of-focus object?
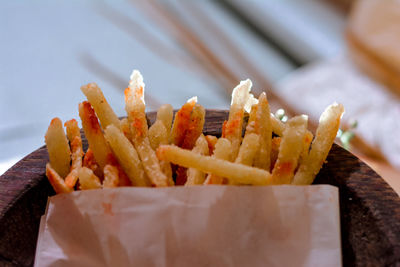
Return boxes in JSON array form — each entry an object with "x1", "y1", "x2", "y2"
[{"x1": 347, "y1": 0, "x2": 400, "y2": 97}]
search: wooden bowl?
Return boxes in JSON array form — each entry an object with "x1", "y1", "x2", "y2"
[{"x1": 1, "y1": 110, "x2": 400, "y2": 266}]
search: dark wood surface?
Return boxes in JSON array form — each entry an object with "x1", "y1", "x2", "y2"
[{"x1": 1, "y1": 110, "x2": 400, "y2": 266}]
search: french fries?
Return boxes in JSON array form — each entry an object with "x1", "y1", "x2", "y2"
[
  {"x1": 64, "y1": 119, "x2": 83, "y2": 188},
  {"x1": 157, "y1": 145, "x2": 272, "y2": 185},
  {"x1": 204, "y1": 138, "x2": 232, "y2": 185},
  {"x1": 185, "y1": 135, "x2": 209, "y2": 186},
  {"x1": 222, "y1": 79, "x2": 253, "y2": 160},
  {"x1": 79, "y1": 101, "x2": 111, "y2": 172},
  {"x1": 78, "y1": 167, "x2": 102, "y2": 190},
  {"x1": 292, "y1": 103, "x2": 345, "y2": 185},
  {"x1": 104, "y1": 125, "x2": 150, "y2": 186},
  {"x1": 45, "y1": 70, "x2": 344, "y2": 194},
  {"x1": 125, "y1": 70, "x2": 169, "y2": 187},
  {"x1": 271, "y1": 115, "x2": 308, "y2": 184},
  {"x1": 81, "y1": 83, "x2": 121, "y2": 129},
  {"x1": 45, "y1": 118, "x2": 71, "y2": 178},
  {"x1": 46, "y1": 164, "x2": 73, "y2": 194}
]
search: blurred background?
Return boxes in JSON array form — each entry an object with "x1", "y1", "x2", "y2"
[{"x1": 1, "y1": 0, "x2": 399, "y2": 192}]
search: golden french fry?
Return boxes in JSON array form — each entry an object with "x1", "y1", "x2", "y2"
[
  {"x1": 78, "y1": 167, "x2": 102, "y2": 190},
  {"x1": 133, "y1": 136, "x2": 168, "y2": 187},
  {"x1": 253, "y1": 93, "x2": 272, "y2": 170},
  {"x1": 157, "y1": 145, "x2": 272, "y2": 185},
  {"x1": 170, "y1": 97, "x2": 197, "y2": 146},
  {"x1": 82, "y1": 148, "x2": 99, "y2": 174},
  {"x1": 104, "y1": 125, "x2": 150, "y2": 186},
  {"x1": 148, "y1": 120, "x2": 168, "y2": 150},
  {"x1": 156, "y1": 104, "x2": 173, "y2": 136},
  {"x1": 222, "y1": 79, "x2": 254, "y2": 160},
  {"x1": 204, "y1": 138, "x2": 232, "y2": 185},
  {"x1": 148, "y1": 120, "x2": 174, "y2": 185},
  {"x1": 124, "y1": 72, "x2": 169, "y2": 187},
  {"x1": 45, "y1": 118, "x2": 71, "y2": 178},
  {"x1": 64, "y1": 119, "x2": 83, "y2": 188},
  {"x1": 79, "y1": 101, "x2": 111, "y2": 172},
  {"x1": 270, "y1": 113, "x2": 285, "y2": 136},
  {"x1": 103, "y1": 164, "x2": 119, "y2": 188},
  {"x1": 271, "y1": 115, "x2": 308, "y2": 184},
  {"x1": 81, "y1": 82, "x2": 121, "y2": 129},
  {"x1": 46, "y1": 163, "x2": 73, "y2": 194},
  {"x1": 181, "y1": 104, "x2": 205, "y2": 150},
  {"x1": 185, "y1": 135, "x2": 209, "y2": 186},
  {"x1": 292, "y1": 103, "x2": 344, "y2": 185},
  {"x1": 235, "y1": 133, "x2": 260, "y2": 166}
]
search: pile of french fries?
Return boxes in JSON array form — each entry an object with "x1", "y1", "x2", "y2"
[{"x1": 44, "y1": 70, "x2": 344, "y2": 194}]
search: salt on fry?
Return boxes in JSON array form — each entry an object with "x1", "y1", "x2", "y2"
[
  {"x1": 104, "y1": 125, "x2": 150, "y2": 186},
  {"x1": 204, "y1": 138, "x2": 232, "y2": 185},
  {"x1": 222, "y1": 79, "x2": 254, "y2": 160},
  {"x1": 64, "y1": 119, "x2": 83, "y2": 188},
  {"x1": 292, "y1": 103, "x2": 344, "y2": 185},
  {"x1": 271, "y1": 115, "x2": 308, "y2": 184},
  {"x1": 170, "y1": 97, "x2": 197, "y2": 146},
  {"x1": 157, "y1": 145, "x2": 272, "y2": 185},
  {"x1": 103, "y1": 164, "x2": 119, "y2": 188},
  {"x1": 46, "y1": 163, "x2": 73, "y2": 194},
  {"x1": 185, "y1": 135, "x2": 209, "y2": 186},
  {"x1": 79, "y1": 101, "x2": 111, "y2": 173},
  {"x1": 81, "y1": 82, "x2": 121, "y2": 129},
  {"x1": 78, "y1": 167, "x2": 102, "y2": 190},
  {"x1": 45, "y1": 118, "x2": 71, "y2": 178}
]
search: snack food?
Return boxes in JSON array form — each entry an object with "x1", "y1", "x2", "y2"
[{"x1": 44, "y1": 70, "x2": 344, "y2": 192}]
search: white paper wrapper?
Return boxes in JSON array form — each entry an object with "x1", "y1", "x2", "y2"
[{"x1": 35, "y1": 185, "x2": 341, "y2": 267}]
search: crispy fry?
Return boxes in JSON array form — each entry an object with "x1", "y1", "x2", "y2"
[
  {"x1": 79, "y1": 101, "x2": 111, "y2": 173},
  {"x1": 83, "y1": 148, "x2": 99, "y2": 174},
  {"x1": 235, "y1": 133, "x2": 260, "y2": 166},
  {"x1": 204, "y1": 138, "x2": 232, "y2": 185},
  {"x1": 46, "y1": 163, "x2": 73, "y2": 194},
  {"x1": 185, "y1": 135, "x2": 209, "y2": 186},
  {"x1": 124, "y1": 71, "x2": 169, "y2": 187},
  {"x1": 81, "y1": 82, "x2": 121, "y2": 129},
  {"x1": 78, "y1": 167, "x2": 102, "y2": 190},
  {"x1": 157, "y1": 145, "x2": 272, "y2": 185},
  {"x1": 299, "y1": 131, "x2": 314, "y2": 164},
  {"x1": 156, "y1": 104, "x2": 173, "y2": 137},
  {"x1": 45, "y1": 118, "x2": 71, "y2": 178},
  {"x1": 271, "y1": 115, "x2": 308, "y2": 184},
  {"x1": 104, "y1": 125, "x2": 150, "y2": 186},
  {"x1": 222, "y1": 79, "x2": 254, "y2": 160},
  {"x1": 64, "y1": 119, "x2": 84, "y2": 188},
  {"x1": 170, "y1": 97, "x2": 197, "y2": 146},
  {"x1": 181, "y1": 103, "x2": 205, "y2": 150},
  {"x1": 270, "y1": 113, "x2": 285, "y2": 136},
  {"x1": 103, "y1": 164, "x2": 119, "y2": 188},
  {"x1": 292, "y1": 103, "x2": 344, "y2": 185},
  {"x1": 253, "y1": 93, "x2": 272, "y2": 170}
]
